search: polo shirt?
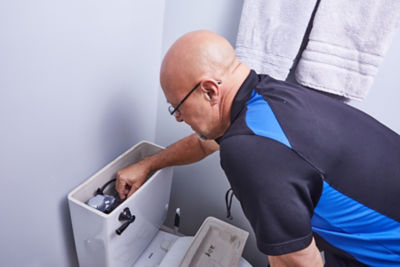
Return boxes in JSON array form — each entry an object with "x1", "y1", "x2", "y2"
[{"x1": 216, "y1": 70, "x2": 400, "y2": 266}]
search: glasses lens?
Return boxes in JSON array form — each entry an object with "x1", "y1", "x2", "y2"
[
  {"x1": 168, "y1": 105, "x2": 180, "y2": 118},
  {"x1": 168, "y1": 105, "x2": 175, "y2": 115}
]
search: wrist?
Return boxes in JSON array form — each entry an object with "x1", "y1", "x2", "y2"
[{"x1": 141, "y1": 155, "x2": 157, "y2": 172}]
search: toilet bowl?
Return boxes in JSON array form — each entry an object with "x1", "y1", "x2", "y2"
[{"x1": 68, "y1": 141, "x2": 251, "y2": 267}]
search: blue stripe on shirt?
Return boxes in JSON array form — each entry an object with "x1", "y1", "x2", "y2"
[
  {"x1": 245, "y1": 90, "x2": 291, "y2": 148},
  {"x1": 312, "y1": 181, "x2": 400, "y2": 266}
]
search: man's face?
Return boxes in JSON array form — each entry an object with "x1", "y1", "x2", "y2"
[{"x1": 164, "y1": 83, "x2": 223, "y2": 140}]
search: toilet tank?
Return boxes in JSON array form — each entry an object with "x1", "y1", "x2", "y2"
[{"x1": 68, "y1": 141, "x2": 173, "y2": 267}]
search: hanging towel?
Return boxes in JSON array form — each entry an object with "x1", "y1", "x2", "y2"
[
  {"x1": 235, "y1": 0, "x2": 318, "y2": 80},
  {"x1": 295, "y1": 0, "x2": 400, "y2": 100}
]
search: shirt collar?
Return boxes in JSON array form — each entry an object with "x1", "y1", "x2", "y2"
[
  {"x1": 215, "y1": 70, "x2": 259, "y2": 143},
  {"x1": 229, "y1": 69, "x2": 259, "y2": 123}
]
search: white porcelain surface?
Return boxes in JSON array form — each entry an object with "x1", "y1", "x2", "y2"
[{"x1": 68, "y1": 141, "x2": 173, "y2": 267}]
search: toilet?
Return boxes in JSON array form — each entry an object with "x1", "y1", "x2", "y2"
[{"x1": 68, "y1": 141, "x2": 252, "y2": 267}]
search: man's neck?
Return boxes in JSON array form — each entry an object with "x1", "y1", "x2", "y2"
[{"x1": 220, "y1": 62, "x2": 251, "y2": 130}]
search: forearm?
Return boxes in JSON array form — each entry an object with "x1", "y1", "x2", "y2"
[{"x1": 143, "y1": 133, "x2": 219, "y2": 172}]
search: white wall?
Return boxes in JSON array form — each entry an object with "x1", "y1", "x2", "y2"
[{"x1": 0, "y1": 1, "x2": 164, "y2": 266}]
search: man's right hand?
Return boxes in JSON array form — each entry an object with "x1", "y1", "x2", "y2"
[
  {"x1": 116, "y1": 159, "x2": 152, "y2": 200},
  {"x1": 115, "y1": 134, "x2": 219, "y2": 200}
]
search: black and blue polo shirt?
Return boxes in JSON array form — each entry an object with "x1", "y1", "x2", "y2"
[{"x1": 216, "y1": 70, "x2": 400, "y2": 266}]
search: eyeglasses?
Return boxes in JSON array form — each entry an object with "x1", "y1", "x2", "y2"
[{"x1": 168, "y1": 82, "x2": 200, "y2": 117}]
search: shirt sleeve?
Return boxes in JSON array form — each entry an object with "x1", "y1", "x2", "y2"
[{"x1": 219, "y1": 134, "x2": 323, "y2": 255}]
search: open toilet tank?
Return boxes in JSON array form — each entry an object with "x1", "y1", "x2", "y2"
[{"x1": 68, "y1": 141, "x2": 173, "y2": 267}]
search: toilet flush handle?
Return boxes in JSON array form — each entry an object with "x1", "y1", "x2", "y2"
[{"x1": 116, "y1": 207, "x2": 135, "y2": 235}]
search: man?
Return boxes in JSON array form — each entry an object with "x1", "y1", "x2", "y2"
[{"x1": 116, "y1": 31, "x2": 400, "y2": 266}]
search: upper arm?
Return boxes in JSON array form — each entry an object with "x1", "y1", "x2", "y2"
[
  {"x1": 196, "y1": 135, "x2": 219, "y2": 155},
  {"x1": 201, "y1": 139, "x2": 219, "y2": 154},
  {"x1": 219, "y1": 135, "x2": 323, "y2": 255}
]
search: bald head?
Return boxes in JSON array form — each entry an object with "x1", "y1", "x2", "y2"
[
  {"x1": 159, "y1": 31, "x2": 250, "y2": 140},
  {"x1": 160, "y1": 30, "x2": 238, "y2": 93}
]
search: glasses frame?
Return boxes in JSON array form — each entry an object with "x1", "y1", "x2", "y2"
[{"x1": 168, "y1": 82, "x2": 201, "y2": 117}]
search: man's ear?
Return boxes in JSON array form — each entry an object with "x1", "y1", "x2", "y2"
[{"x1": 200, "y1": 79, "x2": 221, "y2": 104}]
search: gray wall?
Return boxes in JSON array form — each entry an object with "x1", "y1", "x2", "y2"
[
  {"x1": 156, "y1": 2, "x2": 400, "y2": 267},
  {"x1": 0, "y1": 1, "x2": 164, "y2": 266}
]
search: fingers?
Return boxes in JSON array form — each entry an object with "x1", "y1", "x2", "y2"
[
  {"x1": 116, "y1": 172, "x2": 128, "y2": 199},
  {"x1": 115, "y1": 161, "x2": 150, "y2": 200},
  {"x1": 116, "y1": 173, "x2": 141, "y2": 200},
  {"x1": 128, "y1": 183, "x2": 140, "y2": 198}
]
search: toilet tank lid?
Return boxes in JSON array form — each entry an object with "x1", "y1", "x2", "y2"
[{"x1": 179, "y1": 217, "x2": 249, "y2": 267}]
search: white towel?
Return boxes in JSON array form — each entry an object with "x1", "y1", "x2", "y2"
[
  {"x1": 295, "y1": 0, "x2": 400, "y2": 100},
  {"x1": 235, "y1": 0, "x2": 318, "y2": 80}
]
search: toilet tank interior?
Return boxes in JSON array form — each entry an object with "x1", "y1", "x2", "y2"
[{"x1": 69, "y1": 141, "x2": 163, "y2": 204}]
